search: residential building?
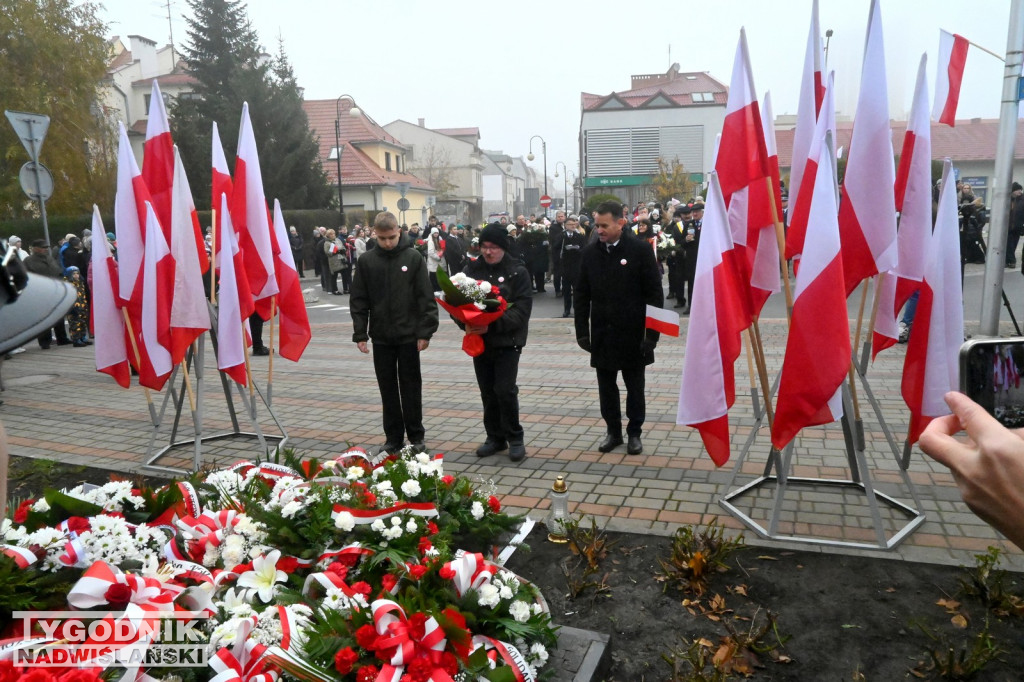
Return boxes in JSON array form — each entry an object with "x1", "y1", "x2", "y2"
[
  {"x1": 382, "y1": 119, "x2": 484, "y2": 225},
  {"x1": 774, "y1": 117, "x2": 1024, "y2": 204},
  {"x1": 482, "y1": 152, "x2": 537, "y2": 219},
  {"x1": 579, "y1": 63, "x2": 728, "y2": 206},
  {"x1": 303, "y1": 98, "x2": 435, "y2": 227},
  {"x1": 100, "y1": 35, "x2": 197, "y2": 161}
]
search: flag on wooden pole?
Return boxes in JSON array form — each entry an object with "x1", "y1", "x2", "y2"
[
  {"x1": 217, "y1": 194, "x2": 251, "y2": 387},
  {"x1": 169, "y1": 146, "x2": 212, "y2": 364},
  {"x1": 138, "y1": 202, "x2": 174, "y2": 391},
  {"x1": 90, "y1": 207, "x2": 130, "y2": 388},
  {"x1": 271, "y1": 199, "x2": 311, "y2": 361},
  {"x1": 787, "y1": 0, "x2": 825, "y2": 229}
]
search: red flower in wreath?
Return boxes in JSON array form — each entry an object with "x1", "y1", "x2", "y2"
[
  {"x1": 407, "y1": 564, "x2": 428, "y2": 581},
  {"x1": 334, "y1": 647, "x2": 360, "y2": 676},
  {"x1": 355, "y1": 624, "x2": 378, "y2": 650},
  {"x1": 417, "y1": 536, "x2": 433, "y2": 554},
  {"x1": 380, "y1": 574, "x2": 398, "y2": 592},
  {"x1": 13, "y1": 500, "x2": 33, "y2": 524},
  {"x1": 487, "y1": 495, "x2": 501, "y2": 513},
  {"x1": 426, "y1": 520, "x2": 440, "y2": 535},
  {"x1": 356, "y1": 666, "x2": 379, "y2": 682},
  {"x1": 103, "y1": 583, "x2": 132, "y2": 608}
]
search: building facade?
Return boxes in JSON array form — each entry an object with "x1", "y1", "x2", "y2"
[{"x1": 579, "y1": 63, "x2": 728, "y2": 206}]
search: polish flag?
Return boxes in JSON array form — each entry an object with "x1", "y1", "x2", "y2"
[
  {"x1": 784, "y1": 71, "x2": 836, "y2": 263},
  {"x1": 114, "y1": 122, "x2": 154, "y2": 310},
  {"x1": 677, "y1": 173, "x2": 749, "y2": 466},
  {"x1": 786, "y1": 0, "x2": 825, "y2": 230},
  {"x1": 139, "y1": 202, "x2": 174, "y2": 391},
  {"x1": 142, "y1": 80, "x2": 175, "y2": 245},
  {"x1": 645, "y1": 304, "x2": 680, "y2": 337},
  {"x1": 761, "y1": 90, "x2": 783, "y2": 228},
  {"x1": 714, "y1": 28, "x2": 775, "y2": 320},
  {"x1": 933, "y1": 30, "x2": 970, "y2": 127},
  {"x1": 902, "y1": 159, "x2": 964, "y2": 444},
  {"x1": 771, "y1": 139, "x2": 850, "y2": 450},
  {"x1": 89, "y1": 206, "x2": 130, "y2": 388},
  {"x1": 212, "y1": 121, "x2": 234, "y2": 265},
  {"x1": 873, "y1": 54, "x2": 933, "y2": 359},
  {"x1": 216, "y1": 194, "x2": 251, "y2": 387},
  {"x1": 271, "y1": 199, "x2": 312, "y2": 361},
  {"x1": 837, "y1": 0, "x2": 898, "y2": 295},
  {"x1": 169, "y1": 146, "x2": 211, "y2": 364},
  {"x1": 232, "y1": 102, "x2": 278, "y2": 318}
]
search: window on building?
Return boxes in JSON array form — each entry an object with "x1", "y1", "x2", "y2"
[
  {"x1": 690, "y1": 92, "x2": 715, "y2": 103},
  {"x1": 144, "y1": 94, "x2": 151, "y2": 110},
  {"x1": 178, "y1": 92, "x2": 200, "y2": 101},
  {"x1": 583, "y1": 126, "x2": 703, "y2": 177},
  {"x1": 328, "y1": 146, "x2": 341, "y2": 160},
  {"x1": 385, "y1": 152, "x2": 392, "y2": 171}
]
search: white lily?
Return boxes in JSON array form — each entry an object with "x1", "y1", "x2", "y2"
[{"x1": 236, "y1": 549, "x2": 287, "y2": 603}]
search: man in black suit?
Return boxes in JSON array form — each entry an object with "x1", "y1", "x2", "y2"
[{"x1": 574, "y1": 201, "x2": 664, "y2": 455}]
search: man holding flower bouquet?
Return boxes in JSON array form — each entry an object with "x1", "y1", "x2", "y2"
[
  {"x1": 460, "y1": 223, "x2": 534, "y2": 462},
  {"x1": 351, "y1": 211, "x2": 439, "y2": 455}
]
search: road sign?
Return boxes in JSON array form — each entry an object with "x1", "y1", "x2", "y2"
[
  {"x1": 5, "y1": 110, "x2": 50, "y2": 161},
  {"x1": 396, "y1": 197, "x2": 410, "y2": 211},
  {"x1": 539, "y1": 195, "x2": 552, "y2": 208},
  {"x1": 395, "y1": 181, "x2": 410, "y2": 197},
  {"x1": 19, "y1": 162, "x2": 54, "y2": 201},
  {"x1": 1019, "y1": 76, "x2": 1024, "y2": 101}
]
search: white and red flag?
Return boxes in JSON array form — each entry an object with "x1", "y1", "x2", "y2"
[
  {"x1": 114, "y1": 122, "x2": 153, "y2": 311},
  {"x1": 784, "y1": 70, "x2": 836, "y2": 264},
  {"x1": 677, "y1": 173, "x2": 749, "y2": 466},
  {"x1": 771, "y1": 139, "x2": 850, "y2": 450},
  {"x1": 271, "y1": 199, "x2": 312, "y2": 361},
  {"x1": 212, "y1": 121, "x2": 234, "y2": 264},
  {"x1": 169, "y1": 146, "x2": 211, "y2": 364},
  {"x1": 786, "y1": 0, "x2": 825, "y2": 231},
  {"x1": 902, "y1": 159, "x2": 963, "y2": 444},
  {"x1": 715, "y1": 28, "x2": 776, "y2": 320},
  {"x1": 139, "y1": 202, "x2": 174, "y2": 391},
  {"x1": 932, "y1": 30, "x2": 969, "y2": 127},
  {"x1": 89, "y1": 206, "x2": 130, "y2": 388},
  {"x1": 873, "y1": 53, "x2": 933, "y2": 359},
  {"x1": 760, "y1": 90, "x2": 783, "y2": 228},
  {"x1": 645, "y1": 304, "x2": 680, "y2": 337},
  {"x1": 216, "y1": 194, "x2": 251, "y2": 387},
  {"x1": 837, "y1": 0, "x2": 898, "y2": 295},
  {"x1": 232, "y1": 102, "x2": 278, "y2": 318},
  {"x1": 142, "y1": 80, "x2": 175, "y2": 245}
]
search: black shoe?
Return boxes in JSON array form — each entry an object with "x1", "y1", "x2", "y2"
[
  {"x1": 627, "y1": 435, "x2": 643, "y2": 455},
  {"x1": 82, "y1": 339, "x2": 93, "y2": 346},
  {"x1": 475, "y1": 439, "x2": 508, "y2": 458},
  {"x1": 667, "y1": 292, "x2": 676, "y2": 300},
  {"x1": 554, "y1": 290, "x2": 561, "y2": 296},
  {"x1": 561, "y1": 313, "x2": 571, "y2": 318},
  {"x1": 508, "y1": 441, "x2": 526, "y2": 462},
  {"x1": 379, "y1": 442, "x2": 403, "y2": 456},
  {"x1": 56, "y1": 339, "x2": 72, "y2": 346},
  {"x1": 39, "y1": 343, "x2": 51, "y2": 350},
  {"x1": 598, "y1": 433, "x2": 623, "y2": 453},
  {"x1": 411, "y1": 441, "x2": 426, "y2": 454},
  {"x1": 72, "y1": 340, "x2": 88, "y2": 348},
  {"x1": 674, "y1": 301, "x2": 686, "y2": 308},
  {"x1": 252, "y1": 346, "x2": 270, "y2": 356},
  {"x1": 682, "y1": 307, "x2": 691, "y2": 315}
]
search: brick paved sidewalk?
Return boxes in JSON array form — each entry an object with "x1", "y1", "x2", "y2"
[{"x1": 2, "y1": 311, "x2": 1022, "y2": 571}]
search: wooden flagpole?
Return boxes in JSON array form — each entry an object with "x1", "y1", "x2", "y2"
[
  {"x1": 268, "y1": 296, "x2": 276, "y2": 405},
  {"x1": 862, "y1": 271, "x2": 885, "y2": 369},
  {"x1": 766, "y1": 176, "x2": 794, "y2": 322},
  {"x1": 121, "y1": 308, "x2": 158, "y2": 418},
  {"x1": 743, "y1": 332, "x2": 759, "y2": 414}
]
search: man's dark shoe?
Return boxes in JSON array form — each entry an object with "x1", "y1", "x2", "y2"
[
  {"x1": 381, "y1": 442, "x2": 403, "y2": 456},
  {"x1": 476, "y1": 439, "x2": 508, "y2": 458},
  {"x1": 411, "y1": 441, "x2": 426, "y2": 454},
  {"x1": 627, "y1": 435, "x2": 643, "y2": 455},
  {"x1": 561, "y1": 312, "x2": 571, "y2": 318},
  {"x1": 674, "y1": 301, "x2": 686, "y2": 308},
  {"x1": 252, "y1": 346, "x2": 271, "y2": 356},
  {"x1": 508, "y1": 441, "x2": 526, "y2": 462},
  {"x1": 598, "y1": 433, "x2": 623, "y2": 453},
  {"x1": 56, "y1": 339, "x2": 72, "y2": 346},
  {"x1": 72, "y1": 340, "x2": 88, "y2": 348}
]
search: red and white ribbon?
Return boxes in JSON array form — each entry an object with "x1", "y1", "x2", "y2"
[
  {"x1": 470, "y1": 635, "x2": 534, "y2": 682},
  {"x1": 443, "y1": 552, "x2": 498, "y2": 598},
  {"x1": 370, "y1": 599, "x2": 452, "y2": 682},
  {"x1": 209, "y1": 616, "x2": 278, "y2": 682},
  {"x1": 331, "y1": 501, "x2": 438, "y2": 526},
  {"x1": 2, "y1": 544, "x2": 37, "y2": 569}
]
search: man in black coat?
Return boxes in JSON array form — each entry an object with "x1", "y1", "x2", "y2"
[
  {"x1": 288, "y1": 226, "x2": 304, "y2": 277},
  {"x1": 461, "y1": 223, "x2": 533, "y2": 462},
  {"x1": 574, "y1": 201, "x2": 664, "y2": 455},
  {"x1": 680, "y1": 202, "x2": 703, "y2": 314},
  {"x1": 23, "y1": 240, "x2": 71, "y2": 348},
  {"x1": 548, "y1": 210, "x2": 566, "y2": 294},
  {"x1": 553, "y1": 215, "x2": 586, "y2": 317}
]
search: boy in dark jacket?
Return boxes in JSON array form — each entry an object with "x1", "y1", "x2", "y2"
[
  {"x1": 461, "y1": 223, "x2": 533, "y2": 462},
  {"x1": 351, "y1": 211, "x2": 439, "y2": 454}
]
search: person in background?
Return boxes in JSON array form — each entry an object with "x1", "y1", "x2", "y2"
[
  {"x1": 63, "y1": 266, "x2": 90, "y2": 347},
  {"x1": 426, "y1": 227, "x2": 446, "y2": 290},
  {"x1": 7, "y1": 236, "x2": 28, "y2": 261},
  {"x1": 288, "y1": 225, "x2": 304, "y2": 277},
  {"x1": 554, "y1": 215, "x2": 586, "y2": 318},
  {"x1": 1008, "y1": 181, "x2": 1023, "y2": 269},
  {"x1": 23, "y1": 240, "x2": 70, "y2": 348}
]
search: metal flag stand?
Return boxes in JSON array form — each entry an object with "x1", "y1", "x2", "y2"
[
  {"x1": 718, "y1": 357, "x2": 925, "y2": 551},
  {"x1": 141, "y1": 303, "x2": 288, "y2": 477}
]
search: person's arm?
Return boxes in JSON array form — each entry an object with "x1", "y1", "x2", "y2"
[
  {"x1": 488, "y1": 264, "x2": 532, "y2": 335},
  {"x1": 573, "y1": 252, "x2": 592, "y2": 350},
  {"x1": 350, "y1": 259, "x2": 370, "y2": 345},
  {"x1": 413, "y1": 256, "x2": 439, "y2": 342},
  {"x1": 919, "y1": 391, "x2": 1024, "y2": 550}
]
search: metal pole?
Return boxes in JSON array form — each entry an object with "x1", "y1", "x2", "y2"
[
  {"x1": 979, "y1": 0, "x2": 1024, "y2": 337},
  {"x1": 334, "y1": 117, "x2": 345, "y2": 228},
  {"x1": 27, "y1": 119, "x2": 51, "y2": 247}
]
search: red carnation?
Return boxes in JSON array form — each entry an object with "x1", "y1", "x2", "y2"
[
  {"x1": 13, "y1": 500, "x2": 33, "y2": 524},
  {"x1": 56, "y1": 670, "x2": 102, "y2": 682},
  {"x1": 65, "y1": 517, "x2": 91, "y2": 535},
  {"x1": 381, "y1": 574, "x2": 398, "y2": 592},
  {"x1": 362, "y1": 491, "x2": 377, "y2": 506},
  {"x1": 356, "y1": 666, "x2": 380, "y2": 682},
  {"x1": 407, "y1": 657, "x2": 433, "y2": 682},
  {"x1": 276, "y1": 556, "x2": 299, "y2": 573},
  {"x1": 104, "y1": 583, "x2": 132, "y2": 608},
  {"x1": 487, "y1": 495, "x2": 501, "y2": 513},
  {"x1": 426, "y1": 521, "x2": 439, "y2": 536},
  {"x1": 334, "y1": 647, "x2": 360, "y2": 676},
  {"x1": 418, "y1": 536, "x2": 433, "y2": 554},
  {"x1": 337, "y1": 553, "x2": 360, "y2": 568},
  {"x1": 441, "y1": 475, "x2": 455, "y2": 486},
  {"x1": 407, "y1": 564, "x2": 428, "y2": 581},
  {"x1": 441, "y1": 651, "x2": 459, "y2": 676},
  {"x1": 327, "y1": 562, "x2": 349, "y2": 580},
  {"x1": 21, "y1": 671, "x2": 58, "y2": 682},
  {"x1": 350, "y1": 581, "x2": 372, "y2": 596},
  {"x1": 408, "y1": 612, "x2": 428, "y2": 641},
  {"x1": 438, "y1": 564, "x2": 456, "y2": 580},
  {"x1": 355, "y1": 624, "x2": 378, "y2": 650}
]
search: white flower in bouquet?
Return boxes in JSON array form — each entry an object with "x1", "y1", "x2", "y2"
[
  {"x1": 280, "y1": 499, "x2": 306, "y2": 519},
  {"x1": 527, "y1": 642, "x2": 549, "y2": 666},
  {"x1": 401, "y1": 479, "x2": 421, "y2": 497},
  {"x1": 477, "y1": 583, "x2": 501, "y2": 608},
  {"x1": 334, "y1": 511, "x2": 356, "y2": 532},
  {"x1": 382, "y1": 516, "x2": 404, "y2": 540},
  {"x1": 405, "y1": 518, "x2": 417, "y2": 533},
  {"x1": 346, "y1": 466, "x2": 365, "y2": 480},
  {"x1": 233, "y1": 514, "x2": 268, "y2": 543},
  {"x1": 414, "y1": 452, "x2": 431, "y2": 465},
  {"x1": 207, "y1": 618, "x2": 243, "y2": 652},
  {"x1": 479, "y1": 280, "x2": 492, "y2": 294},
  {"x1": 216, "y1": 588, "x2": 254, "y2": 618},
  {"x1": 508, "y1": 600, "x2": 531, "y2": 623},
  {"x1": 221, "y1": 534, "x2": 247, "y2": 568},
  {"x1": 202, "y1": 543, "x2": 221, "y2": 568},
  {"x1": 1, "y1": 519, "x2": 27, "y2": 545},
  {"x1": 31, "y1": 498, "x2": 51, "y2": 513},
  {"x1": 498, "y1": 584, "x2": 514, "y2": 601},
  {"x1": 498, "y1": 570, "x2": 521, "y2": 591},
  {"x1": 531, "y1": 602, "x2": 544, "y2": 616},
  {"x1": 322, "y1": 587, "x2": 369, "y2": 613},
  {"x1": 236, "y1": 549, "x2": 287, "y2": 603},
  {"x1": 370, "y1": 518, "x2": 386, "y2": 533},
  {"x1": 471, "y1": 500, "x2": 485, "y2": 520},
  {"x1": 205, "y1": 470, "x2": 245, "y2": 500}
]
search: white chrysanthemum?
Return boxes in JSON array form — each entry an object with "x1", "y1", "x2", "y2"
[
  {"x1": 415, "y1": 453, "x2": 431, "y2": 465},
  {"x1": 508, "y1": 600, "x2": 531, "y2": 623},
  {"x1": 401, "y1": 480, "x2": 421, "y2": 497},
  {"x1": 334, "y1": 511, "x2": 356, "y2": 532},
  {"x1": 205, "y1": 470, "x2": 246, "y2": 499},
  {"x1": 405, "y1": 518, "x2": 417, "y2": 533},
  {"x1": 529, "y1": 642, "x2": 549, "y2": 665},
  {"x1": 320, "y1": 460, "x2": 338, "y2": 471},
  {"x1": 531, "y1": 603, "x2": 544, "y2": 616},
  {"x1": 477, "y1": 583, "x2": 500, "y2": 608},
  {"x1": 471, "y1": 501, "x2": 485, "y2": 520},
  {"x1": 31, "y1": 498, "x2": 51, "y2": 513},
  {"x1": 346, "y1": 466, "x2": 365, "y2": 480},
  {"x1": 424, "y1": 547, "x2": 440, "y2": 558},
  {"x1": 280, "y1": 500, "x2": 306, "y2": 519},
  {"x1": 479, "y1": 280, "x2": 492, "y2": 294},
  {"x1": 202, "y1": 544, "x2": 221, "y2": 567},
  {"x1": 499, "y1": 585, "x2": 514, "y2": 600},
  {"x1": 370, "y1": 519, "x2": 386, "y2": 533}
]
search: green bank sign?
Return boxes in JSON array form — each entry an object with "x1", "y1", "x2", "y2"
[{"x1": 584, "y1": 175, "x2": 652, "y2": 188}]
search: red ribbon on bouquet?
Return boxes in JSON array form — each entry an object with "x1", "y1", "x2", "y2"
[{"x1": 436, "y1": 296, "x2": 508, "y2": 357}]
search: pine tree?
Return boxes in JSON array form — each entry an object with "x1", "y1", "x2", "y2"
[{"x1": 171, "y1": 0, "x2": 332, "y2": 210}]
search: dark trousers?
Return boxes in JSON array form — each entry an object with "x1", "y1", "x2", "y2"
[
  {"x1": 562, "y1": 280, "x2": 575, "y2": 315},
  {"x1": 292, "y1": 251, "x2": 304, "y2": 277},
  {"x1": 532, "y1": 269, "x2": 545, "y2": 292},
  {"x1": 326, "y1": 271, "x2": 338, "y2": 293},
  {"x1": 1008, "y1": 231, "x2": 1021, "y2": 266},
  {"x1": 249, "y1": 313, "x2": 265, "y2": 349},
  {"x1": 473, "y1": 347, "x2": 524, "y2": 443},
  {"x1": 552, "y1": 259, "x2": 562, "y2": 294},
  {"x1": 340, "y1": 268, "x2": 352, "y2": 293},
  {"x1": 595, "y1": 366, "x2": 646, "y2": 437},
  {"x1": 372, "y1": 342, "x2": 425, "y2": 445}
]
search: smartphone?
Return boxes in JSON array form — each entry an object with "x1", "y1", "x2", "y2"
[{"x1": 959, "y1": 337, "x2": 1024, "y2": 427}]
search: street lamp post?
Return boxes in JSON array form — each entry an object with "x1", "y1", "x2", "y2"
[
  {"x1": 334, "y1": 94, "x2": 361, "y2": 227},
  {"x1": 527, "y1": 135, "x2": 547, "y2": 211}
]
